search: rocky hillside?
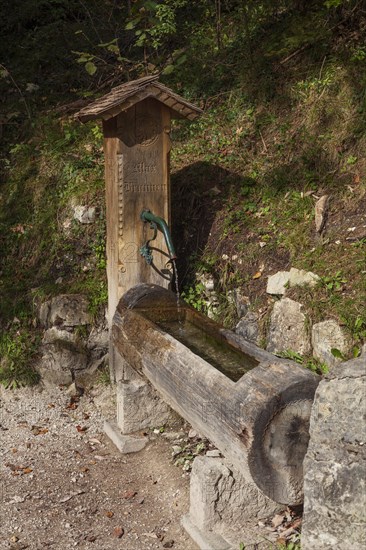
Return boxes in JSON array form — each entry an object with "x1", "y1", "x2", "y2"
[{"x1": 0, "y1": 0, "x2": 365, "y2": 386}]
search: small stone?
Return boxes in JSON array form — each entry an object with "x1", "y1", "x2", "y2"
[
  {"x1": 266, "y1": 271, "x2": 290, "y2": 295},
  {"x1": 73, "y1": 205, "x2": 96, "y2": 224},
  {"x1": 221, "y1": 254, "x2": 229, "y2": 260},
  {"x1": 113, "y1": 527, "x2": 124, "y2": 539},
  {"x1": 267, "y1": 298, "x2": 311, "y2": 355},
  {"x1": 206, "y1": 450, "x2": 221, "y2": 457},
  {"x1": 236, "y1": 312, "x2": 260, "y2": 344},
  {"x1": 288, "y1": 268, "x2": 319, "y2": 288},
  {"x1": 315, "y1": 195, "x2": 329, "y2": 234},
  {"x1": 172, "y1": 445, "x2": 182, "y2": 457},
  {"x1": 312, "y1": 320, "x2": 349, "y2": 367},
  {"x1": 188, "y1": 429, "x2": 197, "y2": 439}
]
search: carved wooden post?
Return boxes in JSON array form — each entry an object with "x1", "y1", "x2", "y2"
[{"x1": 77, "y1": 76, "x2": 202, "y2": 379}]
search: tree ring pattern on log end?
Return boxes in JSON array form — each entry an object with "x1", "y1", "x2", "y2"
[{"x1": 249, "y1": 396, "x2": 314, "y2": 505}]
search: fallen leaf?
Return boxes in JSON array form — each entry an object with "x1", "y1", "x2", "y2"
[
  {"x1": 6, "y1": 463, "x2": 19, "y2": 471},
  {"x1": 9, "y1": 495, "x2": 26, "y2": 503},
  {"x1": 86, "y1": 535, "x2": 97, "y2": 542},
  {"x1": 122, "y1": 490, "x2": 137, "y2": 499},
  {"x1": 22, "y1": 468, "x2": 33, "y2": 475},
  {"x1": 113, "y1": 527, "x2": 124, "y2": 539},
  {"x1": 76, "y1": 425, "x2": 88, "y2": 433},
  {"x1": 59, "y1": 490, "x2": 85, "y2": 503},
  {"x1": 32, "y1": 427, "x2": 48, "y2": 436},
  {"x1": 271, "y1": 513, "x2": 285, "y2": 528},
  {"x1": 280, "y1": 518, "x2": 302, "y2": 538},
  {"x1": 105, "y1": 511, "x2": 114, "y2": 518},
  {"x1": 11, "y1": 448, "x2": 17, "y2": 453},
  {"x1": 253, "y1": 271, "x2": 262, "y2": 279},
  {"x1": 142, "y1": 532, "x2": 158, "y2": 539},
  {"x1": 88, "y1": 438, "x2": 102, "y2": 445}
]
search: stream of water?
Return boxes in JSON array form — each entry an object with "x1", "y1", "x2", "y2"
[{"x1": 171, "y1": 259, "x2": 183, "y2": 328}]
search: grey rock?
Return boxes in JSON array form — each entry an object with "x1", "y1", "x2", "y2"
[
  {"x1": 312, "y1": 320, "x2": 349, "y2": 367},
  {"x1": 42, "y1": 327, "x2": 77, "y2": 345},
  {"x1": 289, "y1": 267, "x2": 319, "y2": 287},
  {"x1": 38, "y1": 341, "x2": 88, "y2": 386},
  {"x1": 266, "y1": 298, "x2": 311, "y2": 355},
  {"x1": 266, "y1": 271, "x2": 290, "y2": 295},
  {"x1": 206, "y1": 450, "x2": 221, "y2": 458},
  {"x1": 39, "y1": 294, "x2": 91, "y2": 328},
  {"x1": 235, "y1": 312, "x2": 260, "y2": 344},
  {"x1": 232, "y1": 288, "x2": 250, "y2": 318},
  {"x1": 302, "y1": 356, "x2": 366, "y2": 549},
  {"x1": 267, "y1": 268, "x2": 319, "y2": 295},
  {"x1": 315, "y1": 194, "x2": 329, "y2": 234},
  {"x1": 87, "y1": 327, "x2": 109, "y2": 351},
  {"x1": 72, "y1": 205, "x2": 96, "y2": 224}
]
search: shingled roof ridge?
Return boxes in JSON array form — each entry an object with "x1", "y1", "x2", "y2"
[{"x1": 113, "y1": 74, "x2": 159, "y2": 93}]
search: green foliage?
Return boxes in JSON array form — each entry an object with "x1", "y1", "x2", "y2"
[
  {"x1": 0, "y1": 328, "x2": 40, "y2": 389},
  {"x1": 97, "y1": 364, "x2": 111, "y2": 386},
  {"x1": 277, "y1": 350, "x2": 329, "y2": 375},
  {"x1": 319, "y1": 271, "x2": 347, "y2": 292},
  {"x1": 181, "y1": 283, "x2": 208, "y2": 314}
]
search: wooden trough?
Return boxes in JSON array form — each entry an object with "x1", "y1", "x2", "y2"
[{"x1": 113, "y1": 284, "x2": 320, "y2": 505}]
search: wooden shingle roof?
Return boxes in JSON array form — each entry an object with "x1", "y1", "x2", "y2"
[{"x1": 77, "y1": 75, "x2": 202, "y2": 123}]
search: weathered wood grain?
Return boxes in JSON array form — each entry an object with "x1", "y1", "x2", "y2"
[{"x1": 113, "y1": 284, "x2": 320, "y2": 505}]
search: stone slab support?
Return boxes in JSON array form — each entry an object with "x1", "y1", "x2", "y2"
[
  {"x1": 183, "y1": 455, "x2": 282, "y2": 549},
  {"x1": 302, "y1": 354, "x2": 366, "y2": 549}
]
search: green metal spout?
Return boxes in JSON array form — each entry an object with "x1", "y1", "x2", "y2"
[{"x1": 140, "y1": 209, "x2": 177, "y2": 264}]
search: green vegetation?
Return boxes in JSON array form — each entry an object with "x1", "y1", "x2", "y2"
[
  {"x1": 277, "y1": 350, "x2": 329, "y2": 375},
  {"x1": 0, "y1": 0, "x2": 365, "y2": 385}
]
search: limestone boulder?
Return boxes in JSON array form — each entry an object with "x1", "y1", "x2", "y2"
[
  {"x1": 266, "y1": 268, "x2": 319, "y2": 295},
  {"x1": 72, "y1": 205, "x2": 96, "y2": 224},
  {"x1": 39, "y1": 339, "x2": 88, "y2": 386},
  {"x1": 302, "y1": 356, "x2": 366, "y2": 549},
  {"x1": 232, "y1": 288, "x2": 250, "y2": 318},
  {"x1": 235, "y1": 312, "x2": 260, "y2": 345},
  {"x1": 312, "y1": 320, "x2": 349, "y2": 367},
  {"x1": 266, "y1": 271, "x2": 290, "y2": 295},
  {"x1": 39, "y1": 294, "x2": 91, "y2": 328},
  {"x1": 266, "y1": 298, "x2": 311, "y2": 355},
  {"x1": 288, "y1": 267, "x2": 319, "y2": 287}
]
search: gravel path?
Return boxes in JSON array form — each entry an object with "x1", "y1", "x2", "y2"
[{"x1": 0, "y1": 384, "x2": 197, "y2": 550}]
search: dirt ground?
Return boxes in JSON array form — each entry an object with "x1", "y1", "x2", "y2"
[{"x1": 0, "y1": 383, "x2": 199, "y2": 550}]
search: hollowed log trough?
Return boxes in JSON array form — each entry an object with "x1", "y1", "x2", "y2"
[{"x1": 112, "y1": 284, "x2": 319, "y2": 505}]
